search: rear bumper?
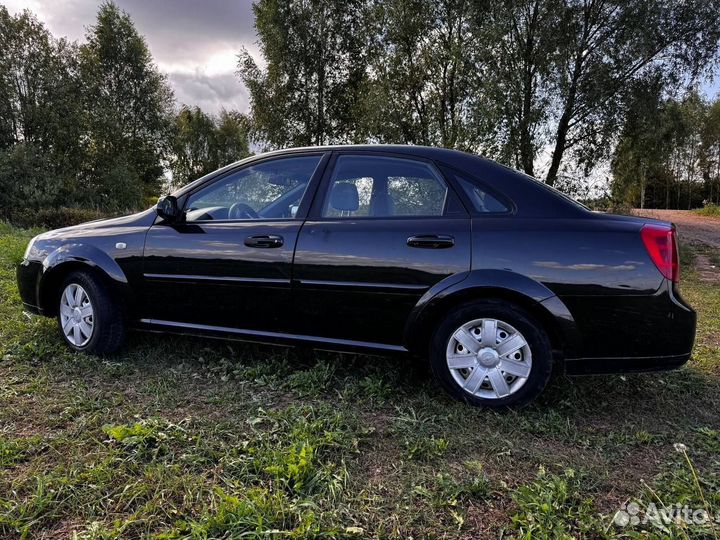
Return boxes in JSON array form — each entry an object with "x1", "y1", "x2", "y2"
[
  {"x1": 560, "y1": 282, "x2": 696, "y2": 361},
  {"x1": 564, "y1": 352, "x2": 691, "y2": 375},
  {"x1": 559, "y1": 280, "x2": 696, "y2": 374}
]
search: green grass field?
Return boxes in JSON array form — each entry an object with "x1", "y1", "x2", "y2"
[{"x1": 1, "y1": 222, "x2": 719, "y2": 539}]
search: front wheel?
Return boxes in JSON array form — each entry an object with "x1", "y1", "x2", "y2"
[
  {"x1": 57, "y1": 270, "x2": 126, "y2": 355},
  {"x1": 429, "y1": 300, "x2": 553, "y2": 408}
]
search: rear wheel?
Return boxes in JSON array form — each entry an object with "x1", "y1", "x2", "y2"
[
  {"x1": 57, "y1": 270, "x2": 125, "y2": 355},
  {"x1": 429, "y1": 300, "x2": 552, "y2": 408}
]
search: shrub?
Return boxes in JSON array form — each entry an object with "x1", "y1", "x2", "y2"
[
  {"x1": 0, "y1": 143, "x2": 61, "y2": 220},
  {"x1": 10, "y1": 207, "x2": 111, "y2": 229},
  {"x1": 695, "y1": 203, "x2": 720, "y2": 217}
]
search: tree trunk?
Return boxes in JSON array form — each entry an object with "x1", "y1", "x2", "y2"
[
  {"x1": 640, "y1": 167, "x2": 646, "y2": 209},
  {"x1": 546, "y1": 50, "x2": 582, "y2": 187},
  {"x1": 546, "y1": 101, "x2": 573, "y2": 187},
  {"x1": 519, "y1": 65, "x2": 535, "y2": 176},
  {"x1": 518, "y1": 2, "x2": 538, "y2": 177}
]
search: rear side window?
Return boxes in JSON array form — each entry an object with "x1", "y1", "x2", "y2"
[
  {"x1": 454, "y1": 173, "x2": 510, "y2": 214},
  {"x1": 322, "y1": 156, "x2": 448, "y2": 218}
]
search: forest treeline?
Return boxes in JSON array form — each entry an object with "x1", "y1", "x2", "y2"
[
  {"x1": 0, "y1": 3, "x2": 251, "y2": 224},
  {"x1": 2, "y1": 0, "x2": 720, "y2": 225}
]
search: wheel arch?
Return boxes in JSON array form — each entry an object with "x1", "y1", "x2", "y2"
[
  {"x1": 403, "y1": 271, "x2": 579, "y2": 360},
  {"x1": 38, "y1": 245, "x2": 132, "y2": 317}
]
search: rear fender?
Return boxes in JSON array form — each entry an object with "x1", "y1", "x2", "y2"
[{"x1": 403, "y1": 269, "x2": 579, "y2": 358}]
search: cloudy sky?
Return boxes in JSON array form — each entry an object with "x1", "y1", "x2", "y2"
[
  {"x1": 4, "y1": 0, "x2": 258, "y2": 113},
  {"x1": 4, "y1": 0, "x2": 719, "y2": 116}
]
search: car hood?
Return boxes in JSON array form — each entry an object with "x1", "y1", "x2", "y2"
[{"x1": 37, "y1": 208, "x2": 157, "y2": 241}]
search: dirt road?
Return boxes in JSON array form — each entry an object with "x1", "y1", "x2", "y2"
[
  {"x1": 635, "y1": 209, "x2": 720, "y2": 249},
  {"x1": 635, "y1": 209, "x2": 719, "y2": 282}
]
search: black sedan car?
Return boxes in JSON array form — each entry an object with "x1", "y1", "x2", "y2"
[{"x1": 17, "y1": 145, "x2": 696, "y2": 407}]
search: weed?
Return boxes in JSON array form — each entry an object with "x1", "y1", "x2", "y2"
[
  {"x1": 508, "y1": 467, "x2": 603, "y2": 540},
  {"x1": 286, "y1": 360, "x2": 336, "y2": 396},
  {"x1": 0, "y1": 434, "x2": 42, "y2": 468}
]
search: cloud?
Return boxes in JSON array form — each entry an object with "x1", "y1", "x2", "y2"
[
  {"x1": 4, "y1": 0, "x2": 257, "y2": 113},
  {"x1": 170, "y1": 72, "x2": 250, "y2": 113}
]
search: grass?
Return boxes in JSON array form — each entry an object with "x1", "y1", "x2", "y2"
[
  {"x1": 694, "y1": 203, "x2": 720, "y2": 218},
  {"x1": 1, "y1": 223, "x2": 720, "y2": 539}
]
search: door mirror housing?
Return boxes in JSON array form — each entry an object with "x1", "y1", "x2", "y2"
[{"x1": 156, "y1": 195, "x2": 181, "y2": 222}]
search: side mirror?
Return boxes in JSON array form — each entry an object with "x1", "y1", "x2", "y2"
[{"x1": 156, "y1": 195, "x2": 181, "y2": 222}]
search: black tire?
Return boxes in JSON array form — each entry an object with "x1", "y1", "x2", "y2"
[
  {"x1": 57, "y1": 270, "x2": 126, "y2": 355},
  {"x1": 429, "y1": 299, "x2": 553, "y2": 408}
]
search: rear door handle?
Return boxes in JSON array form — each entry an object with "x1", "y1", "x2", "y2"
[
  {"x1": 407, "y1": 234, "x2": 455, "y2": 249},
  {"x1": 244, "y1": 235, "x2": 284, "y2": 248}
]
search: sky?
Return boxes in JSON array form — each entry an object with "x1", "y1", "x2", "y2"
[
  {"x1": 3, "y1": 0, "x2": 720, "y2": 116},
  {"x1": 3, "y1": 0, "x2": 260, "y2": 114}
]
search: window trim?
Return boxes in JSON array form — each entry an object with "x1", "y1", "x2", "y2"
[
  {"x1": 177, "y1": 152, "x2": 329, "y2": 224},
  {"x1": 439, "y1": 164, "x2": 517, "y2": 217},
  {"x1": 310, "y1": 152, "x2": 467, "y2": 221}
]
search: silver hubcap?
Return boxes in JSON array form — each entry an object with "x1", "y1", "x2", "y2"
[
  {"x1": 59, "y1": 284, "x2": 94, "y2": 347},
  {"x1": 446, "y1": 318, "x2": 532, "y2": 400}
]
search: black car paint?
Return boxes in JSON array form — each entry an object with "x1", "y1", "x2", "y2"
[{"x1": 16, "y1": 145, "x2": 696, "y2": 373}]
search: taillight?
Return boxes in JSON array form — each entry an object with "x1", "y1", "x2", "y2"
[{"x1": 640, "y1": 224, "x2": 679, "y2": 283}]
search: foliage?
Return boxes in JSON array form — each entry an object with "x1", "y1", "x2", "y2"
[
  {"x1": 238, "y1": 0, "x2": 374, "y2": 147},
  {"x1": 170, "y1": 106, "x2": 251, "y2": 185},
  {"x1": 0, "y1": 144, "x2": 59, "y2": 220},
  {"x1": 0, "y1": 7, "x2": 83, "y2": 219},
  {"x1": 508, "y1": 467, "x2": 602, "y2": 540},
  {"x1": 78, "y1": 2, "x2": 174, "y2": 209},
  {"x1": 695, "y1": 203, "x2": 720, "y2": 217},
  {"x1": 612, "y1": 91, "x2": 720, "y2": 209},
  {"x1": 10, "y1": 207, "x2": 110, "y2": 229},
  {"x1": 2, "y1": 0, "x2": 720, "y2": 217},
  {"x1": 359, "y1": 0, "x2": 486, "y2": 150},
  {"x1": 241, "y1": 0, "x2": 720, "y2": 195}
]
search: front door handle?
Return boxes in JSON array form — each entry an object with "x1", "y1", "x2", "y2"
[
  {"x1": 244, "y1": 235, "x2": 284, "y2": 248},
  {"x1": 407, "y1": 234, "x2": 455, "y2": 249}
]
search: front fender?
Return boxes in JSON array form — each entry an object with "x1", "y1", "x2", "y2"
[
  {"x1": 403, "y1": 269, "x2": 579, "y2": 357},
  {"x1": 38, "y1": 243, "x2": 132, "y2": 313}
]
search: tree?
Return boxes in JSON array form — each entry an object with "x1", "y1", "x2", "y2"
[
  {"x1": 171, "y1": 106, "x2": 217, "y2": 183},
  {"x1": 611, "y1": 77, "x2": 671, "y2": 208},
  {"x1": 611, "y1": 90, "x2": 720, "y2": 209},
  {"x1": 0, "y1": 143, "x2": 57, "y2": 219},
  {"x1": 544, "y1": 0, "x2": 720, "y2": 186},
  {"x1": 0, "y1": 6, "x2": 84, "y2": 209},
  {"x1": 79, "y1": 1, "x2": 174, "y2": 209},
  {"x1": 214, "y1": 110, "x2": 252, "y2": 170},
  {"x1": 700, "y1": 99, "x2": 720, "y2": 205},
  {"x1": 477, "y1": 0, "x2": 562, "y2": 175},
  {"x1": 238, "y1": 0, "x2": 373, "y2": 148},
  {"x1": 170, "y1": 106, "x2": 251, "y2": 185},
  {"x1": 359, "y1": 0, "x2": 487, "y2": 150}
]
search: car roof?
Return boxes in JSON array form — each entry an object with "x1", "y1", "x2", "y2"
[{"x1": 174, "y1": 144, "x2": 589, "y2": 218}]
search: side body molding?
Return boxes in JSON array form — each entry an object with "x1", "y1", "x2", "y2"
[{"x1": 403, "y1": 269, "x2": 580, "y2": 358}]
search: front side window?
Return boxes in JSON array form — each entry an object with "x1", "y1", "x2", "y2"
[
  {"x1": 185, "y1": 155, "x2": 322, "y2": 221},
  {"x1": 322, "y1": 156, "x2": 448, "y2": 218}
]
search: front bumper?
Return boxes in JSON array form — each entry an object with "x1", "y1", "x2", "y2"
[{"x1": 16, "y1": 260, "x2": 44, "y2": 315}]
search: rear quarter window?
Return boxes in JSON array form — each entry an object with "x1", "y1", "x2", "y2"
[{"x1": 453, "y1": 173, "x2": 511, "y2": 214}]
